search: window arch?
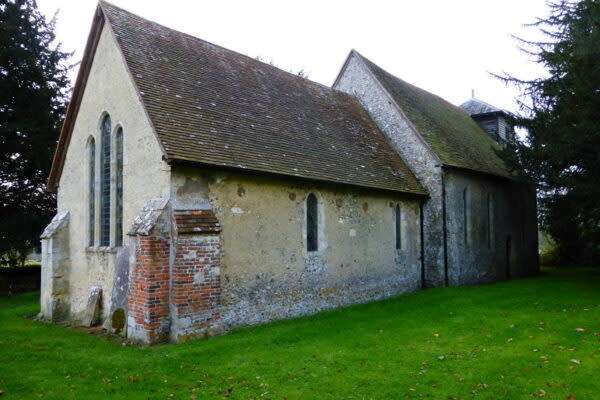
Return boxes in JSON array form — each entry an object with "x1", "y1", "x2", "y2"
[
  {"x1": 87, "y1": 137, "x2": 96, "y2": 247},
  {"x1": 100, "y1": 114, "x2": 111, "y2": 246},
  {"x1": 115, "y1": 127, "x2": 124, "y2": 246},
  {"x1": 395, "y1": 204, "x2": 402, "y2": 250},
  {"x1": 306, "y1": 193, "x2": 318, "y2": 252}
]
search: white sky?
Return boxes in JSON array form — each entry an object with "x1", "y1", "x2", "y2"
[{"x1": 38, "y1": 0, "x2": 550, "y2": 113}]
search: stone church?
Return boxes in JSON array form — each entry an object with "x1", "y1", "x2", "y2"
[{"x1": 40, "y1": 1, "x2": 538, "y2": 344}]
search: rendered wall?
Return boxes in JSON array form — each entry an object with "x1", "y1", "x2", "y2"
[
  {"x1": 53, "y1": 23, "x2": 170, "y2": 322},
  {"x1": 334, "y1": 54, "x2": 446, "y2": 287},
  {"x1": 444, "y1": 169, "x2": 539, "y2": 285},
  {"x1": 171, "y1": 166, "x2": 423, "y2": 334},
  {"x1": 334, "y1": 53, "x2": 538, "y2": 287}
]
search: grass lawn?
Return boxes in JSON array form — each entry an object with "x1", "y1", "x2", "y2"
[
  {"x1": 1, "y1": 267, "x2": 598, "y2": 399},
  {"x1": 0, "y1": 261, "x2": 41, "y2": 268}
]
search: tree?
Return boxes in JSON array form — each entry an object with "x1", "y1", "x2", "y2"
[
  {"x1": 498, "y1": 0, "x2": 600, "y2": 264},
  {"x1": 0, "y1": 0, "x2": 71, "y2": 266}
]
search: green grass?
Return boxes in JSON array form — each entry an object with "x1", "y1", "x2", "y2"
[
  {"x1": 1, "y1": 267, "x2": 599, "y2": 399},
  {"x1": 0, "y1": 260, "x2": 41, "y2": 268}
]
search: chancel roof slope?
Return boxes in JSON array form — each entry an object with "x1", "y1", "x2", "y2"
[
  {"x1": 356, "y1": 53, "x2": 510, "y2": 179},
  {"x1": 85, "y1": 2, "x2": 425, "y2": 195}
]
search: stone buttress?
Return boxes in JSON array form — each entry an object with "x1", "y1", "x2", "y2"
[{"x1": 40, "y1": 211, "x2": 71, "y2": 321}]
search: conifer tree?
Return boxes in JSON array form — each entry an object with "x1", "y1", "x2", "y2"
[
  {"x1": 0, "y1": 0, "x2": 71, "y2": 265},
  {"x1": 499, "y1": 0, "x2": 600, "y2": 264}
]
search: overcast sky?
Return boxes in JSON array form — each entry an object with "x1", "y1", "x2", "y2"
[{"x1": 38, "y1": 0, "x2": 550, "y2": 113}]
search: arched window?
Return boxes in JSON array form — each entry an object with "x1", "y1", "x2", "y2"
[
  {"x1": 100, "y1": 114, "x2": 111, "y2": 246},
  {"x1": 88, "y1": 137, "x2": 96, "y2": 247},
  {"x1": 306, "y1": 193, "x2": 318, "y2": 252},
  {"x1": 115, "y1": 127, "x2": 124, "y2": 246},
  {"x1": 395, "y1": 204, "x2": 402, "y2": 250}
]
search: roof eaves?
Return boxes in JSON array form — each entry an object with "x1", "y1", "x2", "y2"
[
  {"x1": 167, "y1": 157, "x2": 429, "y2": 198},
  {"x1": 442, "y1": 163, "x2": 515, "y2": 181}
]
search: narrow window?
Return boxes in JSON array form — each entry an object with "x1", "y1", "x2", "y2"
[
  {"x1": 395, "y1": 204, "x2": 402, "y2": 250},
  {"x1": 115, "y1": 127, "x2": 124, "y2": 247},
  {"x1": 100, "y1": 114, "x2": 111, "y2": 246},
  {"x1": 88, "y1": 138, "x2": 96, "y2": 247},
  {"x1": 486, "y1": 193, "x2": 492, "y2": 248},
  {"x1": 306, "y1": 193, "x2": 318, "y2": 252},
  {"x1": 463, "y1": 187, "x2": 469, "y2": 244}
]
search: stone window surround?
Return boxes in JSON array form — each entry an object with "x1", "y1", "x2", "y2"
[
  {"x1": 303, "y1": 191, "x2": 326, "y2": 257},
  {"x1": 86, "y1": 111, "x2": 126, "y2": 251}
]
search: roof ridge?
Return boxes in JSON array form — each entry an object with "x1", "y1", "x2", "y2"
[
  {"x1": 98, "y1": 1, "x2": 332, "y2": 91},
  {"x1": 356, "y1": 52, "x2": 470, "y2": 116},
  {"x1": 353, "y1": 52, "x2": 510, "y2": 179},
  {"x1": 47, "y1": 1, "x2": 429, "y2": 195},
  {"x1": 460, "y1": 97, "x2": 501, "y2": 110}
]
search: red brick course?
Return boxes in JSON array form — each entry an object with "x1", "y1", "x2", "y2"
[
  {"x1": 128, "y1": 236, "x2": 171, "y2": 343},
  {"x1": 171, "y1": 236, "x2": 221, "y2": 340}
]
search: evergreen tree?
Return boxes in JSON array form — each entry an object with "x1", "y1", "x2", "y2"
[
  {"x1": 499, "y1": 0, "x2": 600, "y2": 264},
  {"x1": 0, "y1": 0, "x2": 71, "y2": 266}
]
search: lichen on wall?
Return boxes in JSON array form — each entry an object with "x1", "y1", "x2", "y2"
[
  {"x1": 334, "y1": 53, "x2": 538, "y2": 288},
  {"x1": 170, "y1": 166, "x2": 423, "y2": 332},
  {"x1": 444, "y1": 169, "x2": 539, "y2": 285},
  {"x1": 334, "y1": 54, "x2": 445, "y2": 287},
  {"x1": 54, "y1": 22, "x2": 170, "y2": 322}
]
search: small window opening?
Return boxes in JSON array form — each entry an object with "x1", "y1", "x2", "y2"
[
  {"x1": 306, "y1": 193, "x2": 318, "y2": 252},
  {"x1": 395, "y1": 204, "x2": 402, "y2": 250},
  {"x1": 486, "y1": 193, "x2": 492, "y2": 248},
  {"x1": 463, "y1": 187, "x2": 469, "y2": 244}
]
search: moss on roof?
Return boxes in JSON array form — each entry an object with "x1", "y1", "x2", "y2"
[
  {"x1": 358, "y1": 54, "x2": 510, "y2": 178},
  {"x1": 95, "y1": 3, "x2": 426, "y2": 195}
]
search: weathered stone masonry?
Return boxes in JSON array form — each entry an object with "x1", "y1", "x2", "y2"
[
  {"x1": 333, "y1": 53, "x2": 446, "y2": 287},
  {"x1": 40, "y1": 2, "x2": 538, "y2": 346}
]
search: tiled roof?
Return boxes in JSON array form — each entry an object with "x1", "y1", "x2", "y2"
[
  {"x1": 96, "y1": 2, "x2": 426, "y2": 195},
  {"x1": 357, "y1": 53, "x2": 510, "y2": 178},
  {"x1": 460, "y1": 98, "x2": 503, "y2": 116}
]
